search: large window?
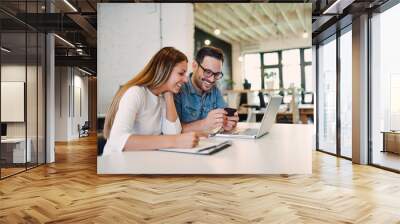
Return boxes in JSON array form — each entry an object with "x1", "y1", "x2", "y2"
[
  {"x1": 304, "y1": 48, "x2": 313, "y2": 92},
  {"x1": 340, "y1": 28, "x2": 352, "y2": 158},
  {"x1": 243, "y1": 48, "x2": 312, "y2": 93},
  {"x1": 244, "y1": 53, "x2": 261, "y2": 90},
  {"x1": 370, "y1": 3, "x2": 400, "y2": 171},
  {"x1": 282, "y1": 49, "x2": 301, "y2": 88},
  {"x1": 263, "y1": 52, "x2": 280, "y2": 89},
  {"x1": 317, "y1": 37, "x2": 337, "y2": 155}
]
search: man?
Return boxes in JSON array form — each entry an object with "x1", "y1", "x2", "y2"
[{"x1": 174, "y1": 46, "x2": 239, "y2": 133}]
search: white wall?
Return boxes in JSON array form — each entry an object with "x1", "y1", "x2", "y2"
[
  {"x1": 55, "y1": 67, "x2": 89, "y2": 141},
  {"x1": 231, "y1": 42, "x2": 243, "y2": 90},
  {"x1": 97, "y1": 3, "x2": 194, "y2": 115},
  {"x1": 55, "y1": 67, "x2": 69, "y2": 141},
  {"x1": 1, "y1": 65, "x2": 36, "y2": 137},
  {"x1": 241, "y1": 36, "x2": 311, "y2": 54}
]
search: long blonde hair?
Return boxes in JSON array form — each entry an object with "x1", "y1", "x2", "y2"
[{"x1": 103, "y1": 47, "x2": 188, "y2": 139}]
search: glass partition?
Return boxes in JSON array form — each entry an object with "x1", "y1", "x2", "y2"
[
  {"x1": 370, "y1": 3, "x2": 400, "y2": 171},
  {"x1": 317, "y1": 36, "x2": 337, "y2": 154},
  {"x1": 1, "y1": 31, "x2": 28, "y2": 177},
  {"x1": 0, "y1": 1, "x2": 46, "y2": 179},
  {"x1": 339, "y1": 28, "x2": 352, "y2": 158}
]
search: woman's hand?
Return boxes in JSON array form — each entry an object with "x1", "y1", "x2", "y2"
[
  {"x1": 174, "y1": 132, "x2": 207, "y2": 148},
  {"x1": 163, "y1": 91, "x2": 178, "y2": 123}
]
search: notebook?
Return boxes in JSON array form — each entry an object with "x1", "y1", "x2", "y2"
[{"x1": 159, "y1": 138, "x2": 232, "y2": 155}]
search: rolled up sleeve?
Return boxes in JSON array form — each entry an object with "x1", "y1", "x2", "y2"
[{"x1": 162, "y1": 117, "x2": 182, "y2": 135}]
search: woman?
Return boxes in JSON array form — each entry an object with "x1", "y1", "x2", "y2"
[{"x1": 103, "y1": 47, "x2": 203, "y2": 155}]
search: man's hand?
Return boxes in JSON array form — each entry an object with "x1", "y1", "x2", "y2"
[
  {"x1": 202, "y1": 109, "x2": 226, "y2": 132},
  {"x1": 223, "y1": 112, "x2": 239, "y2": 131}
]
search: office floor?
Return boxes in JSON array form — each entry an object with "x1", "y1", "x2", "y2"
[
  {"x1": 372, "y1": 150, "x2": 400, "y2": 171},
  {"x1": 0, "y1": 163, "x2": 41, "y2": 178},
  {"x1": 0, "y1": 136, "x2": 400, "y2": 223}
]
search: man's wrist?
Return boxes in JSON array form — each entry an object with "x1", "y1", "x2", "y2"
[{"x1": 200, "y1": 118, "x2": 208, "y2": 131}]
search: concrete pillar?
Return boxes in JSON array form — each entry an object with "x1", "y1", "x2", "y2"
[{"x1": 352, "y1": 14, "x2": 369, "y2": 164}]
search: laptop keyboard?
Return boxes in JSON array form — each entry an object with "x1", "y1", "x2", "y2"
[{"x1": 238, "y1": 128, "x2": 258, "y2": 136}]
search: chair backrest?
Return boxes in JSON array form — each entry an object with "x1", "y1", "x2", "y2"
[
  {"x1": 97, "y1": 133, "x2": 107, "y2": 156},
  {"x1": 227, "y1": 92, "x2": 241, "y2": 109},
  {"x1": 82, "y1": 121, "x2": 90, "y2": 129},
  {"x1": 246, "y1": 91, "x2": 260, "y2": 106},
  {"x1": 302, "y1": 92, "x2": 314, "y2": 104},
  {"x1": 258, "y1": 92, "x2": 266, "y2": 108}
]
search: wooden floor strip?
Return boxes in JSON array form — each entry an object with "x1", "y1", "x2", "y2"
[{"x1": 0, "y1": 135, "x2": 400, "y2": 223}]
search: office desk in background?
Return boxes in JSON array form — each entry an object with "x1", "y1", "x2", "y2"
[
  {"x1": 1, "y1": 138, "x2": 31, "y2": 164},
  {"x1": 97, "y1": 123, "x2": 313, "y2": 175}
]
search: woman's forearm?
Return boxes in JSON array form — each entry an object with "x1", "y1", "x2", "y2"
[
  {"x1": 164, "y1": 92, "x2": 178, "y2": 122},
  {"x1": 123, "y1": 135, "x2": 176, "y2": 151}
]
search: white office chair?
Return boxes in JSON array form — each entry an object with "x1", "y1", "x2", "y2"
[
  {"x1": 226, "y1": 92, "x2": 241, "y2": 109},
  {"x1": 246, "y1": 91, "x2": 267, "y2": 122}
]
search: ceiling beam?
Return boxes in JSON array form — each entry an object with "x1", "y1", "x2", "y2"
[
  {"x1": 195, "y1": 4, "x2": 246, "y2": 41},
  {"x1": 238, "y1": 4, "x2": 276, "y2": 38},
  {"x1": 277, "y1": 5, "x2": 298, "y2": 35},
  {"x1": 259, "y1": 4, "x2": 287, "y2": 37},
  {"x1": 295, "y1": 7, "x2": 306, "y2": 32},
  {"x1": 226, "y1": 4, "x2": 265, "y2": 40},
  {"x1": 195, "y1": 21, "x2": 234, "y2": 44},
  {"x1": 205, "y1": 3, "x2": 259, "y2": 42},
  {"x1": 194, "y1": 16, "x2": 237, "y2": 43},
  {"x1": 194, "y1": 13, "x2": 241, "y2": 42}
]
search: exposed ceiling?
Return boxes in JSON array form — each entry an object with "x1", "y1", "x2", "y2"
[
  {"x1": 1, "y1": 0, "x2": 395, "y2": 75},
  {"x1": 311, "y1": 0, "x2": 389, "y2": 44},
  {"x1": 194, "y1": 3, "x2": 312, "y2": 45}
]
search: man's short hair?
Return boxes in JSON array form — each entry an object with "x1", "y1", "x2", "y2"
[{"x1": 195, "y1": 46, "x2": 224, "y2": 64}]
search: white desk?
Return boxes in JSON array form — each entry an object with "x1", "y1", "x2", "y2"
[
  {"x1": 1, "y1": 138, "x2": 31, "y2": 163},
  {"x1": 97, "y1": 123, "x2": 313, "y2": 175}
]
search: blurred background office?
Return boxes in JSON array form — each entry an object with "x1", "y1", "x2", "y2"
[{"x1": 193, "y1": 4, "x2": 313, "y2": 125}]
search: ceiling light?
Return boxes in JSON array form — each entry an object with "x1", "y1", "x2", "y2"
[
  {"x1": 204, "y1": 39, "x2": 211, "y2": 45},
  {"x1": 214, "y1": 29, "x2": 221, "y2": 36},
  {"x1": 54, "y1": 34, "x2": 75, "y2": 48},
  {"x1": 302, "y1": 31, "x2": 309, "y2": 39},
  {"x1": 1, "y1": 47, "x2": 11, "y2": 53},
  {"x1": 238, "y1": 56, "x2": 243, "y2": 62},
  {"x1": 76, "y1": 48, "x2": 83, "y2": 52},
  {"x1": 63, "y1": 0, "x2": 78, "y2": 12},
  {"x1": 78, "y1": 67, "x2": 92, "y2": 76}
]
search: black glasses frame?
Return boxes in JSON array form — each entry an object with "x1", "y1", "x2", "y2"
[{"x1": 196, "y1": 61, "x2": 224, "y2": 80}]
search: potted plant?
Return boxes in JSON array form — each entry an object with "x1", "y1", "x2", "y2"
[
  {"x1": 264, "y1": 71, "x2": 277, "y2": 89},
  {"x1": 243, "y1": 79, "x2": 251, "y2": 90},
  {"x1": 224, "y1": 78, "x2": 235, "y2": 89}
]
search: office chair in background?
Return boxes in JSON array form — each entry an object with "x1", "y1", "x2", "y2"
[{"x1": 246, "y1": 91, "x2": 269, "y2": 122}]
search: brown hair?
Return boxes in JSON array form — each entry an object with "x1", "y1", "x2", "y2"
[
  {"x1": 103, "y1": 47, "x2": 187, "y2": 139},
  {"x1": 195, "y1": 46, "x2": 224, "y2": 64}
]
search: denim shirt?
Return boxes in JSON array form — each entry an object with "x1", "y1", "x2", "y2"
[{"x1": 174, "y1": 73, "x2": 227, "y2": 123}]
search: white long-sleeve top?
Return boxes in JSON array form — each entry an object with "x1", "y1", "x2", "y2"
[{"x1": 103, "y1": 86, "x2": 181, "y2": 155}]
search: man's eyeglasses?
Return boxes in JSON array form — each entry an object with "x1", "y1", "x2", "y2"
[{"x1": 196, "y1": 61, "x2": 224, "y2": 80}]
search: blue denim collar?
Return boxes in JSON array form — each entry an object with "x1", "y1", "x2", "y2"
[{"x1": 188, "y1": 73, "x2": 201, "y2": 96}]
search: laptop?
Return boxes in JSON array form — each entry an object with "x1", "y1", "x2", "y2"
[{"x1": 215, "y1": 95, "x2": 283, "y2": 139}]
